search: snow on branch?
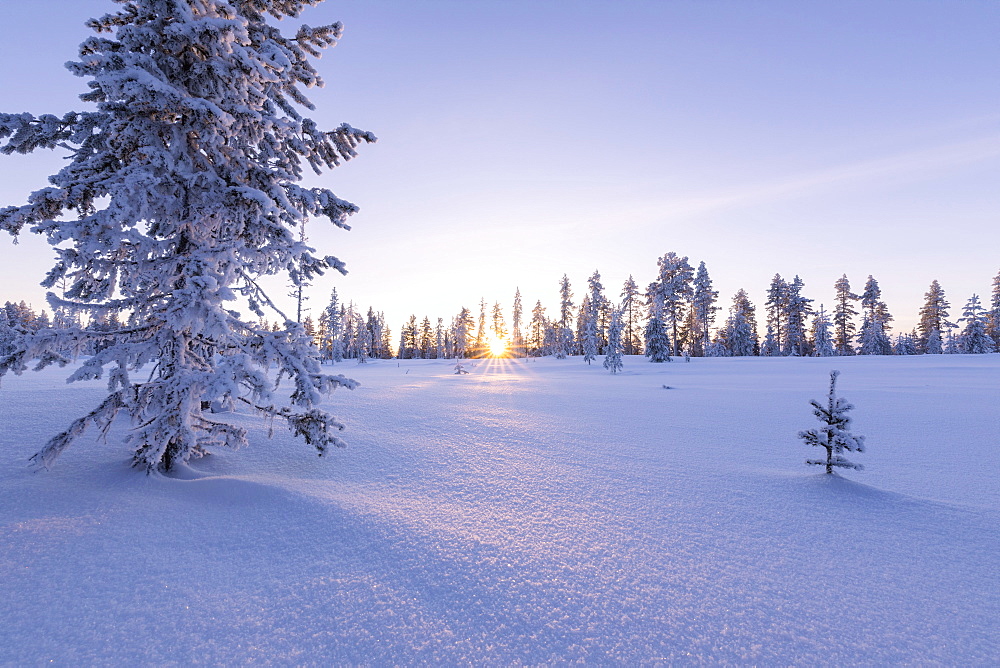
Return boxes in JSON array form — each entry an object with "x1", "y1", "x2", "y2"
[
  {"x1": 0, "y1": 0, "x2": 373, "y2": 473},
  {"x1": 798, "y1": 370, "x2": 866, "y2": 475}
]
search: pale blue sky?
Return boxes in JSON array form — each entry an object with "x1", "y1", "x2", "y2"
[{"x1": 1, "y1": 1, "x2": 998, "y2": 335}]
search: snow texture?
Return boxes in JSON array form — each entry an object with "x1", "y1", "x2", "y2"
[{"x1": 1, "y1": 354, "x2": 998, "y2": 664}]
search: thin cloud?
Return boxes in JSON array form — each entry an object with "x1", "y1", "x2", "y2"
[{"x1": 638, "y1": 134, "x2": 1000, "y2": 221}]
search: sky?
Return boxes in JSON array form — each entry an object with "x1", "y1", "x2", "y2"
[{"x1": 1, "y1": 0, "x2": 998, "y2": 337}]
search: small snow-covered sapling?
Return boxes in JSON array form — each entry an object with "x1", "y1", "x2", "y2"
[{"x1": 798, "y1": 370, "x2": 865, "y2": 474}]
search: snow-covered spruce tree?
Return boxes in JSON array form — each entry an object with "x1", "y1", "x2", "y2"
[
  {"x1": 0, "y1": 309, "x2": 16, "y2": 357},
  {"x1": 764, "y1": 274, "x2": 788, "y2": 354},
  {"x1": 783, "y1": 276, "x2": 813, "y2": 357},
  {"x1": 511, "y1": 288, "x2": 523, "y2": 358},
  {"x1": 319, "y1": 288, "x2": 343, "y2": 363},
  {"x1": 678, "y1": 306, "x2": 698, "y2": 357},
  {"x1": 722, "y1": 288, "x2": 759, "y2": 357},
  {"x1": 434, "y1": 317, "x2": 445, "y2": 360},
  {"x1": 894, "y1": 331, "x2": 917, "y2": 355},
  {"x1": 917, "y1": 279, "x2": 950, "y2": 353},
  {"x1": 832, "y1": 274, "x2": 858, "y2": 355},
  {"x1": 761, "y1": 325, "x2": 779, "y2": 357},
  {"x1": 690, "y1": 261, "x2": 718, "y2": 357},
  {"x1": 572, "y1": 296, "x2": 586, "y2": 356},
  {"x1": 620, "y1": 275, "x2": 643, "y2": 355},
  {"x1": 944, "y1": 328, "x2": 959, "y2": 355},
  {"x1": 644, "y1": 314, "x2": 671, "y2": 363},
  {"x1": 581, "y1": 269, "x2": 605, "y2": 364},
  {"x1": 581, "y1": 294, "x2": 597, "y2": 364},
  {"x1": 958, "y1": 294, "x2": 995, "y2": 354},
  {"x1": 798, "y1": 370, "x2": 865, "y2": 475},
  {"x1": 399, "y1": 315, "x2": 418, "y2": 359},
  {"x1": 925, "y1": 328, "x2": 943, "y2": 355},
  {"x1": 452, "y1": 306, "x2": 474, "y2": 359},
  {"x1": 857, "y1": 275, "x2": 893, "y2": 356},
  {"x1": 287, "y1": 220, "x2": 311, "y2": 323},
  {"x1": 419, "y1": 316, "x2": 433, "y2": 358},
  {"x1": 491, "y1": 302, "x2": 507, "y2": 344},
  {"x1": 603, "y1": 307, "x2": 624, "y2": 374},
  {"x1": 362, "y1": 307, "x2": 386, "y2": 359},
  {"x1": 0, "y1": 1, "x2": 376, "y2": 472},
  {"x1": 810, "y1": 305, "x2": 835, "y2": 357},
  {"x1": 650, "y1": 252, "x2": 694, "y2": 357},
  {"x1": 473, "y1": 298, "x2": 487, "y2": 358},
  {"x1": 555, "y1": 274, "x2": 574, "y2": 359},
  {"x1": 587, "y1": 269, "x2": 608, "y2": 353},
  {"x1": 987, "y1": 268, "x2": 1000, "y2": 347}
]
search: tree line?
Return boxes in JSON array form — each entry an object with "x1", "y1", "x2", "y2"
[
  {"x1": 384, "y1": 254, "x2": 1000, "y2": 361},
  {"x1": 5, "y1": 256, "x2": 999, "y2": 363}
]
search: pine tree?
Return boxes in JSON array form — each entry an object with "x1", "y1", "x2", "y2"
[
  {"x1": 857, "y1": 275, "x2": 893, "y2": 356},
  {"x1": 511, "y1": 288, "x2": 523, "y2": 358},
  {"x1": 894, "y1": 331, "x2": 917, "y2": 355},
  {"x1": 603, "y1": 307, "x2": 624, "y2": 374},
  {"x1": 341, "y1": 302, "x2": 361, "y2": 359},
  {"x1": 491, "y1": 302, "x2": 507, "y2": 343},
  {"x1": 944, "y1": 328, "x2": 959, "y2": 354},
  {"x1": 52, "y1": 276, "x2": 82, "y2": 334},
  {"x1": 581, "y1": 270, "x2": 606, "y2": 364},
  {"x1": 678, "y1": 305, "x2": 698, "y2": 357},
  {"x1": 925, "y1": 327, "x2": 943, "y2": 354},
  {"x1": 528, "y1": 300, "x2": 547, "y2": 356},
  {"x1": 435, "y1": 317, "x2": 445, "y2": 360},
  {"x1": 0, "y1": 308, "x2": 15, "y2": 357},
  {"x1": 474, "y1": 298, "x2": 487, "y2": 358},
  {"x1": 690, "y1": 261, "x2": 719, "y2": 357},
  {"x1": 287, "y1": 221, "x2": 312, "y2": 323},
  {"x1": 988, "y1": 268, "x2": 1000, "y2": 346},
  {"x1": 587, "y1": 270, "x2": 608, "y2": 353},
  {"x1": 644, "y1": 315, "x2": 671, "y2": 363},
  {"x1": 302, "y1": 315, "x2": 316, "y2": 346},
  {"x1": 765, "y1": 274, "x2": 789, "y2": 354},
  {"x1": 452, "y1": 307, "x2": 474, "y2": 359},
  {"x1": 572, "y1": 296, "x2": 586, "y2": 356},
  {"x1": 783, "y1": 276, "x2": 813, "y2": 357},
  {"x1": 717, "y1": 289, "x2": 759, "y2": 357},
  {"x1": 649, "y1": 252, "x2": 694, "y2": 356},
  {"x1": 761, "y1": 325, "x2": 779, "y2": 357},
  {"x1": 958, "y1": 294, "x2": 995, "y2": 354},
  {"x1": 319, "y1": 289, "x2": 343, "y2": 362},
  {"x1": 798, "y1": 371, "x2": 865, "y2": 475},
  {"x1": 556, "y1": 274, "x2": 574, "y2": 359},
  {"x1": 620, "y1": 275, "x2": 643, "y2": 355},
  {"x1": 917, "y1": 280, "x2": 950, "y2": 353},
  {"x1": 347, "y1": 305, "x2": 370, "y2": 363},
  {"x1": 366, "y1": 308, "x2": 388, "y2": 359},
  {"x1": 400, "y1": 315, "x2": 418, "y2": 359},
  {"x1": 811, "y1": 305, "x2": 835, "y2": 357},
  {"x1": 0, "y1": 0, "x2": 375, "y2": 472},
  {"x1": 419, "y1": 316, "x2": 433, "y2": 358},
  {"x1": 378, "y1": 314, "x2": 392, "y2": 359},
  {"x1": 832, "y1": 274, "x2": 859, "y2": 355}
]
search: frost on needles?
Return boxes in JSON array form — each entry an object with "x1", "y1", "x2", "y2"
[
  {"x1": 0, "y1": 0, "x2": 376, "y2": 473},
  {"x1": 798, "y1": 370, "x2": 865, "y2": 475}
]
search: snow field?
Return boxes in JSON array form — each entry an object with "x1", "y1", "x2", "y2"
[{"x1": 0, "y1": 354, "x2": 998, "y2": 664}]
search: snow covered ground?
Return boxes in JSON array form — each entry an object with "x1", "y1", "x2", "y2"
[{"x1": 1, "y1": 354, "x2": 998, "y2": 665}]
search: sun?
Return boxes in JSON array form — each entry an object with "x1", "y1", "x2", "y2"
[{"x1": 487, "y1": 335, "x2": 509, "y2": 357}]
